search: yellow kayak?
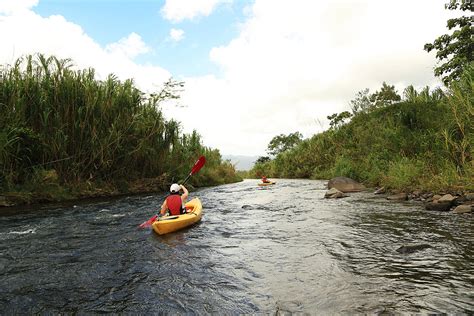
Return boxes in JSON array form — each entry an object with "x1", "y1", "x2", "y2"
[
  {"x1": 152, "y1": 198, "x2": 203, "y2": 235},
  {"x1": 258, "y1": 181, "x2": 276, "y2": 186}
]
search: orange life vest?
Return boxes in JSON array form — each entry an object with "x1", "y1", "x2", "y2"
[{"x1": 166, "y1": 194, "x2": 184, "y2": 215}]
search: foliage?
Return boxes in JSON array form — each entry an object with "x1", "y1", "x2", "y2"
[
  {"x1": 235, "y1": 170, "x2": 251, "y2": 179},
  {"x1": 350, "y1": 83, "x2": 401, "y2": 115},
  {"x1": 327, "y1": 111, "x2": 352, "y2": 129},
  {"x1": 441, "y1": 62, "x2": 474, "y2": 170},
  {"x1": 255, "y1": 156, "x2": 271, "y2": 164},
  {"x1": 381, "y1": 157, "x2": 426, "y2": 190},
  {"x1": 250, "y1": 160, "x2": 274, "y2": 178},
  {"x1": 267, "y1": 132, "x2": 303, "y2": 156},
  {"x1": 250, "y1": 66, "x2": 474, "y2": 191},
  {"x1": 331, "y1": 156, "x2": 360, "y2": 180},
  {"x1": 369, "y1": 82, "x2": 401, "y2": 107},
  {"x1": 0, "y1": 54, "x2": 241, "y2": 199},
  {"x1": 350, "y1": 88, "x2": 371, "y2": 114},
  {"x1": 403, "y1": 85, "x2": 445, "y2": 103},
  {"x1": 424, "y1": 0, "x2": 474, "y2": 84}
]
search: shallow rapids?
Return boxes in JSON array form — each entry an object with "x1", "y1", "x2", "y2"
[{"x1": 0, "y1": 179, "x2": 472, "y2": 313}]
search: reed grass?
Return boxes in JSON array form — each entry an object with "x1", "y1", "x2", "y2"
[{"x1": 0, "y1": 54, "x2": 241, "y2": 198}]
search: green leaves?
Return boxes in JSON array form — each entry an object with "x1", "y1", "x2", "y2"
[
  {"x1": 424, "y1": 1, "x2": 473, "y2": 85},
  {"x1": 327, "y1": 111, "x2": 352, "y2": 129},
  {"x1": 369, "y1": 82, "x2": 401, "y2": 107},
  {"x1": 266, "y1": 132, "x2": 303, "y2": 156}
]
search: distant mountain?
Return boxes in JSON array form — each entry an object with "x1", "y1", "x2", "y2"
[{"x1": 222, "y1": 155, "x2": 259, "y2": 171}]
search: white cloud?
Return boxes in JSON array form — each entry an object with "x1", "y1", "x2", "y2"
[
  {"x1": 167, "y1": 0, "x2": 454, "y2": 155},
  {"x1": 169, "y1": 28, "x2": 185, "y2": 42},
  {"x1": 161, "y1": 0, "x2": 230, "y2": 23},
  {"x1": 106, "y1": 32, "x2": 150, "y2": 58},
  {"x1": 0, "y1": 8, "x2": 169, "y2": 93},
  {"x1": 0, "y1": 0, "x2": 38, "y2": 14}
]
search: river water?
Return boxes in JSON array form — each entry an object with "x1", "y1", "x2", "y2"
[{"x1": 0, "y1": 179, "x2": 472, "y2": 314}]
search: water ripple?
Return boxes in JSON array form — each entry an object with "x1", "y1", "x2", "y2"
[{"x1": 0, "y1": 179, "x2": 472, "y2": 313}]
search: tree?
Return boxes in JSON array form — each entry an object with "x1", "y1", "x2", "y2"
[
  {"x1": 255, "y1": 156, "x2": 271, "y2": 164},
  {"x1": 424, "y1": 0, "x2": 473, "y2": 85},
  {"x1": 267, "y1": 132, "x2": 303, "y2": 156},
  {"x1": 327, "y1": 111, "x2": 352, "y2": 129},
  {"x1": 369, "y1": 82, "x2": 401, "y2": 107},
  {"x1": 350, "y1": 88, "x2": 372, "y2": 114}
]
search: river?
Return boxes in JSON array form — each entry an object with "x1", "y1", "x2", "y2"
[{"x1": 0, "y1": 179, "x2": 472, "y2": 314}]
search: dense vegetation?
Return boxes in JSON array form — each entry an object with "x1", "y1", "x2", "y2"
[
  {"x1": 0, "y1": 55, "x2": 240, "y2": 204},
  {"x1": 250, "y1": 65, "x2": 473, "y2": 191}
]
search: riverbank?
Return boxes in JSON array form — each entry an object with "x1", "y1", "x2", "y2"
[
  {"x1": 382, "y1": 188, "x2": 474, "y2": 214},
  {"x1": 322, "y1": 176, "x2": 473, "y2": 214},
  {"x1": 0, "y1": 175, "x2": 243, "y2": 208}
]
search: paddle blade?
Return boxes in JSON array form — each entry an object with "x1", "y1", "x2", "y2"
[
  {"x1": 139, "y1": 215, "x2": 157, "y2": 228},
  {"x1": 190, "y1": 156, "x2": 206, "y2": 175}
]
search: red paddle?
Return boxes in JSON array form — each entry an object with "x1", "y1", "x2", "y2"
[
  {"x1": 182, "y1": 155, "x2": 206, "y2": 184},
  {"x1": 138, "y1": 156, "x2": 206, "y2": 228},
  {"x1": 138, "y1": 215, "x2": 157, "y2": 229}
]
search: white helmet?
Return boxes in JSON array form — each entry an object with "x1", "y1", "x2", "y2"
[{"x1": 170, "y1": 183, "x2": 180, "y2": 193}]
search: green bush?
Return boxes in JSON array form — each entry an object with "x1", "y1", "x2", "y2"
[
  {"x1": 381, "y1": 157, "x2": 425, "y2": 190},
  {"x1": 330, "y1": 156, "x2": 361, "y2": 180}
]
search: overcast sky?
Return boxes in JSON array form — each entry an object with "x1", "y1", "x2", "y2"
[{"x1": 0, "y1": 0, "x2": 453, "y2": 156}]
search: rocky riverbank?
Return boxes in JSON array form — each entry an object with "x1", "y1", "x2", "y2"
[{"x1": 325, "y1": 176, "x2": 473, "y2": 214}]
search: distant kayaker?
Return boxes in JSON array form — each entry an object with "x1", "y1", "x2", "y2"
[
  {"x1": 160, "y1": 183, "x2": 189, "y2": 216},
  {"x1": 262, "y1": 176, "x2": 270, "y2": 183}
]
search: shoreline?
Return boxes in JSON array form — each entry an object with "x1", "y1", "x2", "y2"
[
  {"x1": 0, "y1": 176, "x2": 243, "y2": 210},
  {"x1": 324, "y1": 177, "x2": 473, "y2": 214},
  {"x1": 2, "y1": 178, "x2": 472, "y2": 214},
  {"x1": 380, "y1": 188, "x2": 474, "y2": 214}
]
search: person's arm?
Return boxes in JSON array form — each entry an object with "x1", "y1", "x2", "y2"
[
  {"x1": 159, "y1": 200, "x2": 167, "y2": 216},
  {"x1": 180, "y1": 184, "x2": 189, "y2": 202}
]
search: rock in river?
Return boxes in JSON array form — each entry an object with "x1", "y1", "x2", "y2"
[
  {"x1": 453, "y1": 205, "x2": 473, "y2": 214},
  {"x1": 327, "y1": 177, "x2": 365, "y2": 193},
  {"x1": 396, "y1": 244, "x2": 431, "y2": 254},
  {"x1": 386, "y1": 193, "x2": 408, "y2": 201},
  {"x1": 425, "y1": 201, "x2": 452, "y2": 211},
  {"x1": 324, "y1": 188, "x2": 348, "y2": 199}
]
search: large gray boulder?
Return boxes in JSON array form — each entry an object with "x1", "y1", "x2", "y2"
[{"x1": 327, "y1": 177, "x2": 365, "y2": 193}]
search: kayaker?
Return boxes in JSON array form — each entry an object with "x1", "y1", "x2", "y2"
[
  {"x1": 160, "y1": 183, "x2": 189, "y2": 216},
  {"x1": 261, "y1": 176, "x2": 270, "y2": 183}
]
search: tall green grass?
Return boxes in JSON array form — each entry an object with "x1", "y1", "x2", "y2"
[{"x1": 0, "y1": 54, "x2": 241, "y2": 198}]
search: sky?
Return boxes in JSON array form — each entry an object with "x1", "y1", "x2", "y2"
[{"x1": 0, "y1": 0, "x2": 455, "y2": 156}]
